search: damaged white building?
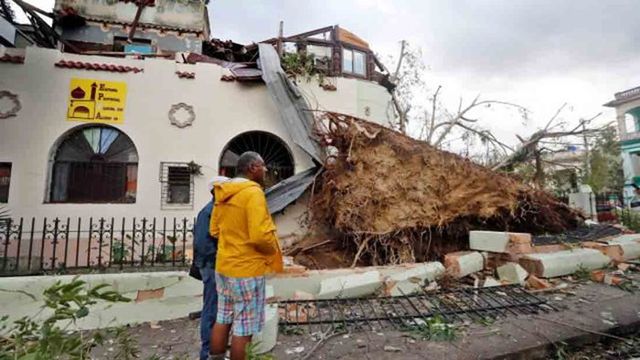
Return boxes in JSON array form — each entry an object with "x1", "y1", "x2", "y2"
[{"x1": 0, "y1": 0, "x2": 395, "y2": 241}]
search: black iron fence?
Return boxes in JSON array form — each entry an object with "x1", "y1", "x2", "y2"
[{"x1": 0, "y1": 217, "x2": 195, "y2": 276}]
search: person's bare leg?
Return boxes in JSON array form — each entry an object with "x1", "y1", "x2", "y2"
[
  {"x1": 210, "y1": 323, "x2": 231, "y2": 356},
  {"x1": 230, "y1": 335, "x2": 252, "y2": 360}
]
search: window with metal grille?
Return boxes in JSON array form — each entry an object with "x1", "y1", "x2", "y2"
[
  {"x1": 160, "y1": 162, "x2": 194, "y2": 209},
  {"x1": 49, "y1": 126, "x2": 138, "y2": 203},
  {"x1": 0, "y1": 163, "x2": 11, "y2": 203}
]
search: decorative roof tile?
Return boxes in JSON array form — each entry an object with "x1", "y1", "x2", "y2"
[
  {"x1": 54, "y1": 60, "x2": 143, "y2": 73},
  {"x1": 175, "y1": 71, "x2": 195, "y2": 79},
  {"x1": 0, "y1": 55, "x2": 25, "y2": 64}
]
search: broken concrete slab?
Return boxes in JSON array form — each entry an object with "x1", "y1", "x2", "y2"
[
  {"x1": 444, "y1": 251, "x2": 483, "y2": 278},
  {"x1": 469, "y1": 231, "x2": 532, "y2": 254},
  {"x1": 497, "y1": 262, "x2": 528, "y2": 286},
  {"x1": 518, "y1": 249, "x2": 611, "y2": 278},
  {"x1": 583, "y1": 241, "x2": 640, "y2": 263},
  {"x1": 605, "y1": 234, "x2": 640, "y2": 244},
  {"x1": 483, "y1": 277, "x2": 502, "y2": 287},
  {"x1": 532, "y1": 244, "x2": 571, "y2": 253},
  {"x1": 253, "y1": 303, "x2": 279, "y2": 354},
  {"x1": 526, "y1": 274, "x2": 551, "y2": 290},
  {"x1": 317, "y1": 271, "x2": 381, "y2": 299},
  {"x1": 269, "y1": 262, "x2": 445, "y2": 299},
  {"x1": 482, "y1": 252, "x2": 521, "y2": 270},
  {"x1": 383, "y1": 262, "x2": 445, "y2": 296},
  {"x1": 591, "y1": 270, "x2": 627, "y2": 286}
]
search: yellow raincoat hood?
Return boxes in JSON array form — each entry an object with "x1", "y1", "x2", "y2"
[{"x1": 210, "y1": 179, "x2": 283, "y2": 277}]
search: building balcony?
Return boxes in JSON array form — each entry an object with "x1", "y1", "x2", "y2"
[
  {"x1": 615, "y1": 86, "x2": 640, "y2": 101},
  {"x1": 621, "y1": 131, "x2": 640, "y2": 143}
]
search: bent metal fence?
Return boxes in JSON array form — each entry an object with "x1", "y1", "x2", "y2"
[{"x1": 0, "y1": 217, "x2": 195, "y2": 276}]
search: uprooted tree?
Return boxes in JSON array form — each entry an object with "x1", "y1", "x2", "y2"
[{"x1": 298, "y1": 112, "x2": 581, "y2": 268}]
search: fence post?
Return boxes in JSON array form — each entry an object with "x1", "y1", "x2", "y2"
[
  {"x1": 75, "y1": 217, "x2": 81, "y2": 268},
  {"x1": 150, "y1": 218, "x2": 156, "y2": 267},
  {"x1": 87, "y1": 217, "x2": 93, "y2": 268},
  {"x1": 97, "y1": 218, "x2": 105, "y2": 268},
  {"x1": 120, "y1": 217, "x2": 125, "y2": 270},
  {"x1": 2, "y1": 218, "x2": 11, "y2": 272},
  {"x1": 63, "y1": 217, "x2": 70, "y2": 271},
  {"x1": 108, "y1": 217, "x2": 114, "y2": 269},
  {"x1": 182, "y1": 218, "x2": 187, "y2": 266},
  {"x1": 162, "y1": 217, "x2": 167, "y2": 266},
  {"x1": 141, "y1": 218, "x2": 147, "y2": 266},
  {"x1": 27, "y1": 217, "x2": 35, "y2": 271},
  {"x1": 131, "y1": 217, "x2": 137, "y2": 266},
  {"x1": 40, "y1": 217, "x2": 47, "y2": 272},
  {"x1": 14, "y1": 218, "x2": 23, "y2": 272},
  {"x1": 172, "y1": 218, "x2": 177, "y2": 266}
]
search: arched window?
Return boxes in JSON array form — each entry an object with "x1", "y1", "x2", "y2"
[
  {"x1": 219, "y1": 131, "x2": 294, "y2": 188},
  {"x1": 49, "y1": 126, "x2": 138, "y2": 203}
]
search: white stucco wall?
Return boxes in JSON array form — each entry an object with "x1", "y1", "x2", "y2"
[
  {"x1": 0, "y1": 47, "x2": 392, "y2": 229},
  {"x1": 296, "y1": 76, "x2": 393, "y2": 126}
]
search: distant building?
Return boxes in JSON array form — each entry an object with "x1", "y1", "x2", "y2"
[{"x1": 604, "y1": 85, "x2": 640, "y2": 203}]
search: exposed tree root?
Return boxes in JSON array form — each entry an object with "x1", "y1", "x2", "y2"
[{"x1": 306, "y1": 112, "x2": 582, "y2": 267}]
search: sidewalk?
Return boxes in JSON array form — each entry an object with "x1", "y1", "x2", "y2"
[{"x1": 90, "y1": 275, "x2": 640, "y2": 359}]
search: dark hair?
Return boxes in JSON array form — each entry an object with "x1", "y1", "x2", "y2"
[{"x1": 236, "y1": 151, "x2": 263, "y2": 175}]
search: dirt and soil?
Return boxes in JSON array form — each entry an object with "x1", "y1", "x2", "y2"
[{"x1": 295, "y1": 113, "x2": 581, "y2": 268}]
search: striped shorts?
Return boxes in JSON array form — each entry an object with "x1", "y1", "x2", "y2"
[{"x1": 215, "y1": 273, "x2": 266, "y2": 336}]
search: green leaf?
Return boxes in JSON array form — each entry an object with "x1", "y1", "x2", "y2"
[{"x1": 75, "y1": 307, "x2": 89, "y2": 318}]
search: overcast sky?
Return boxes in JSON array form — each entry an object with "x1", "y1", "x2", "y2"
[{"x1": 14, "y1": 0, "x2": 640, "y2": 147}]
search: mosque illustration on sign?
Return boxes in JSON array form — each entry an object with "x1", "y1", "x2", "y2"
[{"x1": 68, "y1": 83, "x2": 98, "y2": 120}]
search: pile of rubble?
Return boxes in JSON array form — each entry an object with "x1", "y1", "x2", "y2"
[
  {"x1": 299, "y1": 113, "x2": 581, "y2": 268},
  {"x1": 444, "y1": 230, "x2": 640, "y2": 290}
]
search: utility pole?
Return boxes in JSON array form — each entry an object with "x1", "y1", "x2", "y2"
[
  {"x1": 277, "y1": 20, "x2": 284, "y2": 57},
  {"x1": 582, "y1": 119, "x2": 591, "y2": 182}
]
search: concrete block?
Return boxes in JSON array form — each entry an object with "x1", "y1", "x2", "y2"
[
  {"x1": 482, "y1": 252, "x2": 521, "y2": 270},
  {"x1": 384, "y1": 262, "x2": 445, "y2": 296},
  {"x1": 497, "y1": 262, "x2": 528, "y2": 286},
  {"x1": 606, "y1": 234, "x2": 640, "y2": 244},
  {"x1": 444, "y1": 251, "x2": 483, "y2": 278},
  {"x1": 317, "y1": 271, "x2": 381, "y2": 299},
  {"x1": 253, "y1": 304, "x2": 278, "y2": 354},
  {"x1": 519, "y1": 249, "x2": 611, "y2": 278},
  {"x1": 483, "y1": 277, "x2": 502, "y2": 287},
  {"x1": 532, "y1": 244, "x2": 571, "y2": 253},
  {"x1": 469, "y1": 231, "x2": 532, "y2": 254},
  {"x1": 618, "y1": 263, "x2": 632, "y2": 272},
  {"x1": 583, "y1": 241, "x2": 640, "y2": 263}
]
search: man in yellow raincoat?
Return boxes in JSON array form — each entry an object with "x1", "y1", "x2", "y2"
[{"x1": 209, "y1": 151, "x2": 283, "y2": 360}]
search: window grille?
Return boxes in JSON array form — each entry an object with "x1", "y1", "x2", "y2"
[{"x1": 160, "y1": 162, "x2": 194, "y2": 210}]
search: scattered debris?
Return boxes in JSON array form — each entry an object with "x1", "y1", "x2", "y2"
[
  {"x1": 618, "y1": 263, "x2": 632, "y2": 272},
  {"x1": 483, "y1": 277, "x2": 502, "y2": 287},
  {"x1": 285, "y1": 346, "x2": 305, "y2": 355},
  {"x1": 526, "y1": 274, "x2": 552, "y2": 290},
  {"x1": 497, "y1": 262, "x2": 529, "y2": 286},
  {"x1": 383, "y1": 345, "x2": 402, "y2": 352}
]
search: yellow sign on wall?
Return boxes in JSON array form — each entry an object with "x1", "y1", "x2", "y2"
[{"x1": 67, "y1": 78, "x2": 127, "y2": 124}]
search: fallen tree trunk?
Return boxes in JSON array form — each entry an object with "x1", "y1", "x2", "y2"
[{"x1": 306, "y1": 112, "x2": 582, "y2": 267}]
